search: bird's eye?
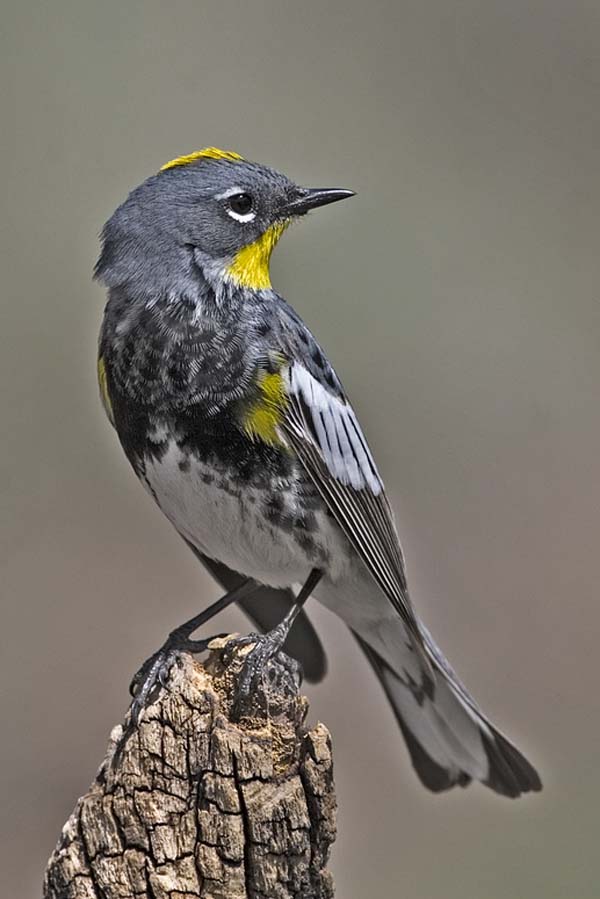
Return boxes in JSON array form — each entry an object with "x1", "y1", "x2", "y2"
[{"x1": 228, "y1": 193, "x2": 254, "y2": 216}]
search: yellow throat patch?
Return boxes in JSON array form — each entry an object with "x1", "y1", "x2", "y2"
[
  {"x1": 243, "y1": 368, "x2": 288, "y2": 445},
  {"x1": 160, "y1": 147, "x2": 243, "y2": 171},
  {"x1": 227, "y1": 221, "x2": 289, "y2": 290}
]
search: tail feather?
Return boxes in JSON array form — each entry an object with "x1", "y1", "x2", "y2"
[
  {"x1": 481, "y1": 728, "x2": 542, "y2": 798},
  {"x1": 396, "y1": 713, "x2": 471, "y2": 793},
  {"x1": 354, "y1": 631, "x2": 542, "y2": 798}
]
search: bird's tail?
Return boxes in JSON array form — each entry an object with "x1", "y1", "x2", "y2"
[{"x1": 354, "y1": 630, "x2": 542, "y2": 797}]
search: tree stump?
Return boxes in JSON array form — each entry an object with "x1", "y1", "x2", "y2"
[{"x1": 43, "y1": 637, "x2": 336, "y2": 899}]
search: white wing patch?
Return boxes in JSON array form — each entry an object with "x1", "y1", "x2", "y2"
[
  {"x1": 286, "y1": 364, "x2": 383, "y2": 495},
  {"x1": 280, "y1": 360, "x2": 432, "y2": 667}
]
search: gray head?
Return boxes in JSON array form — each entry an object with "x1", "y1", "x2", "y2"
[{"x1": 95, "y1": 147, "x2": 354, "y2": 296}]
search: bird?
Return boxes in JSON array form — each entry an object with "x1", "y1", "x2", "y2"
[{"x1": 96, "y1": 146, "x2": 541, "y2": 798}]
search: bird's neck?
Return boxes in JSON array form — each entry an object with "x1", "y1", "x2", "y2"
[
  {"x1": 96, "y1": 222, "x2": 282, "y2": 317},
  {"x1": 97, "y1": 240, "x2": 232, "y2": 323}
]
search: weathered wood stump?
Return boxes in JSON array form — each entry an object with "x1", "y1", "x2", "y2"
[{"x1": 43, "y1": 637, "x2": 336, "y2": 899}]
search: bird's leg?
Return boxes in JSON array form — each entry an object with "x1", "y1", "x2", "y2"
[
  {"x1": 128, "y1": 578, "x2": 257, "y2": 727},
  {"x1": 230, "y1": 568, "x2": 323, "y2": 706}
]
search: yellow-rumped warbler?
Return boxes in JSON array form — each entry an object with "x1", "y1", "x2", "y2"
[{"x1": 96, "y1": 147, "x2": 541, "y2": 797}]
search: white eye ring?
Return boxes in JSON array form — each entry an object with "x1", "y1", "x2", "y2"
[
  {"x1": 227, "y1": 207, "x2": 256, "y2": 223},
  {"x1": 216, "y1": 186, "x2": 257, "y2": 223}
]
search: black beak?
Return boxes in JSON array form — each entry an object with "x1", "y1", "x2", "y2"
[{"x1": 282, "y1": 187, "x2": 355, "y2": 216}]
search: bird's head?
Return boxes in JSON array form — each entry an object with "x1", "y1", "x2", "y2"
[{"x1": 95, "y1": 147, "x2": 354, "y2": 295}]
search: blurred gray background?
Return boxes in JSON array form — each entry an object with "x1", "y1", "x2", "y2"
[{"x1": 2, "y1": 2, "x2": 599, "y2": 896}]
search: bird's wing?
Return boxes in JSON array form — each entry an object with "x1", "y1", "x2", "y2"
[
  {"x1": 183, "y1": 539, "x2": 327, "y2": 683},
  {"x1": 279, "y1": 362, "x2": 429, "y2": 661}
]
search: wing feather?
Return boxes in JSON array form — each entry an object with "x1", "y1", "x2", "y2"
[{"x1": 281, "y1": 362, "x2": 428, "y2": 660}]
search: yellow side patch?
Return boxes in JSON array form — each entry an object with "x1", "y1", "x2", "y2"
[
  {"x1": 97, "y1": 356, "x2": 115, "y2": 425},
  {"x1": 227, "y1": 221, "x2": 289, "y2": 290},
  {"x1": 160, "y1": 147, "x2": 243, "y2": 171},
  {"x1": 243, "y1": 369, "x2": 288, "y2": 445}
]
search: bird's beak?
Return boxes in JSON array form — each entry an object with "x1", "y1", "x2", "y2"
[{"x1": 281, "y1": 187, "x2": 355, "y2": 217}]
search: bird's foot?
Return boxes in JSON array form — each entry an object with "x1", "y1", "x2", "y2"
[
  {"x1": 129, "y1": 629, "x2": 221, "y2": 728},
  {"x1": 223, "y1": 625, "x2": 303, "y2": 716}
]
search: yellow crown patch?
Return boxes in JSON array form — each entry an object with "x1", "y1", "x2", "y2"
[{"x1": 160, "y1": 147, "x2": 243, "y2": 172}]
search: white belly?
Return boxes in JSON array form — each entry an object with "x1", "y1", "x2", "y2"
[
  {"x1": 142, "y1": 443, "x2": 423, "y2": 682},
  {"x1": 142, "y1": 442, "x2": 350, "y2": 588}
]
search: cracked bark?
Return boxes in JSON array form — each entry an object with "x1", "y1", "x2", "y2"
[{"x1": 43, "y1": 638, "x2": 336, "y2": 899}]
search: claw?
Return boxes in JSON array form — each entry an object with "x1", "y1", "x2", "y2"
[
  {"x1": 129, "y1": 650, "x2": 172, "y2": 727},
  {"x1": 221, "y1": 632, "x2": 260, "y2": 668},
  {"x1": 127, "y1": 634, "x2": 213, "y2": 728},
  {"x1": 158, "y1": 659, "x2": 172, "y2": 689},
  {"x1": 222, "y1": 624, "x2": 298, "y2": 714}
]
